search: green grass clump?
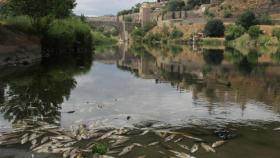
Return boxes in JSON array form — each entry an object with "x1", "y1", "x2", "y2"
[
  {"x1": 4, "y1": 16, "x2": 35, "y2": 33},
  {"x1": 91, "y1": 143, "x2": 109, "y2": 155}
]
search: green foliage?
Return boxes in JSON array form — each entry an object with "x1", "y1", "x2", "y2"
[
  {"x1": 124, "y1": 16, "x2": 133, "y2": 22},
  {"x1": 185, "y1": 0, "x2": 210, "y2": 10},
  {"x1": 117, "y1": 3, "x2": 140, "y2": 16},
  {"x1": 42, "y1": 18, "x2": 93, "y2": 53},
  {"x1": 4, "y1": 16, "x2": 35, "y2": 33},
  {"x1": 203, "y1": 49, "x2": 224, "y2": 65},
  {"x1": 248, "y1": 26, "x2": 262, "y2": 38},
  {"x1": 223, "y1": 10, "x2": 232, "y2": 18},
  {"x1": 236, "y1": 11, "x2": 257, "y2": 30},
  {"x1": 225, "y1": 24, "x2": 246, "y2": 40},
  {"x1": 166, "y1": 0, "x2": 186, "y2": 11},
  {"x1": 272, "y1": 28, "x2": 280, "y2": 40},
  {"x1": 92, "y1": 143, "x2": 109, "y2": 155},
  {"x1": 204, "y1": 19, "x2": 225, "y2": 37},
  {"x1": 257, "y1": 14, "x2": 272, "y2": 25},
  {"x1": 131, "y1": 27, "x2": 145, "y2": 41},
  {"x1": 91, "y1": 31, "x2": 117, "y2": 45},
  {"x1": 144, "y1": 32, "x2": 162, "y2": 43},
  {"x1": 170, "y1": 28, "x2": 183, "y2": 39},
  {"x1": 3, "y1": 0, "x2": 76, "y2": 19}
]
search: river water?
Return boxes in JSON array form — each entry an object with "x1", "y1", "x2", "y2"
[{"x1": 0, "y1": 45, "x2": 280, "y2": 157}]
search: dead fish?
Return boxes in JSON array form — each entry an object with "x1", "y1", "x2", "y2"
[
  {"x1": 154, "y1": 131, "x2": 168, "y2": 138},
  {"x1": 212, "y1": 140, "x2": 226, "y2": 148},
  {"x1": 118, "y1": 143, "x2": 142, "y2": 156},
  {"x1": 137, "y1": 156, "x2": 146, "y2": 158},
  {"x1": 147, "y1": 141, "x2": 159, "y2": 146},
  {"x1": 201, "y1": 143, "x2": 216, "y2": 153},
  {"x1": 63, "y1": 149, "x2": 71, "y2": 158},
  {"x1": 158, "y1": 151, "x2": 165, "y2": 155},
  {"x1": 21, "y1": 136, "x2": 29, "y2": 144},
  {"x1": 190, "y1": 144, "x2": 198, "y2": 153},
  {"x1": 111, "y1": 137, "x2": 130, "y2": 147},
  {"x1": 174, "y1": 137, "x2": 183, "y2": 143},
  {"x1": 51, "y1": 136, "x2": 73, "y2": 141},
  {"x1": 140, "y1": 130, "x2": 149, "y2": 136},
  {"x1": 98, "y1": 130, "x2": 116, "y2": 140},
  {"x1": 274, "y1": 127, "x2": 280, "y2": 131},
  {"x1": 107, "y1": 150, "x2": 120, "y2": 154},
  {"x1": 184, "y1": 135, "x2": 203, "y2": 142},
  {"x1": 164, "y1": 134, "x2": 175, "y2": 142},
  {"x1": 178, "y1": 144, "x2": 190, "y2": 150},
  {"x1": 169, "y1": 150, "x2": 196, "y2": 158},
  {"x1": 41, "y1": 136, "x2": 49, "y2": 144},
  {"x1": 29, "y1": 133, "x2": 42, "y2": 141}
]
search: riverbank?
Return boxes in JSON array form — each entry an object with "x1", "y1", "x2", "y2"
[{"x1": 0, "y1": 24, "x2": 41, "y2": 66}]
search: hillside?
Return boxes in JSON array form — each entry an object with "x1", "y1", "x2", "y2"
[{"x1": 208, "y1": 0, "x2": 280, "y2": 18}]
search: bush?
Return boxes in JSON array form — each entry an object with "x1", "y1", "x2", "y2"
[
  {"x1": 225, "y1": 24, "x2": 246, "y2": 40},
  {"x1": 236, "y1": 11, "x2": 257, "y2": 30},
  {"x1": 248, "y1": 26, "x2": 262, "y2": 38},
  {"x1": 42, "y1": 18, "x2": 93, "y2": 53},
  {"x1": 144, "y1": 32, "x2": 162, "y2": 43},
  {"x1": 204, "y1": 19, "x2": 225, "y2": 37},
  {"x1": 131, "y1": 27, "x2": 145, "y2": 41},
  {"x1": 166, "y1": 0, "x2": 186, "y2": 11},
  {"x1": 91, "y1": 31, "x2": 117, "y2": 45},
  {"x1": 257, "y1": 14, "x2": 272, "y2": 25},
  {"x1": 272, "y1": 28, "x2": 280, "y2": 40},
  {"x1": 4, "y1": 16, "x2": 35, "y2": 33},
  {"x1": 170, "y1": 28, "x2": 183, "y2": 39}
]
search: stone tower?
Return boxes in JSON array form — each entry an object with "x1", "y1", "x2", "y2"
[{"x1": 139, "y1": 3, "x2": 151, "y2": 26}]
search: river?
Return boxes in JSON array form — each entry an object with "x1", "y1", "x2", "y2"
[{"x1": 0, "y1": 44, "x2": 280, "y2": 158}]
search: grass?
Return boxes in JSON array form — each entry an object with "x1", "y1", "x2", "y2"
[
  {"x1": 91, "y1": 31, "x2": 117, "y2": 45},
  {"x1": 2, "y1": 16, "x2": 35, "y2": 33},
  {"x1": 201, "y1": 38, "x2": 225, "y2": 46}
]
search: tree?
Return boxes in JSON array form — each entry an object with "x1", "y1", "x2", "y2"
[
  {"x1": 166, "y1": 0, "x2": 186, "y2": 11},
  {"x1": 257, "y1": 14, "x2": 272, "y2": 25},
  {"x1": 225, "y1": 24, "x2": 246, "y2": 40},
  {"x1": 236, "y1": 11, "x2": 257, "y2": 30},
  {"x1": 204, "y1": 19, "x2": 225, "y2": 37},
  {"x1": 248, "y1": 26, "x2": 262, "y2": 38},
  {"x1": 3, "y1": 0, "x2": 76, "y2": 20}
]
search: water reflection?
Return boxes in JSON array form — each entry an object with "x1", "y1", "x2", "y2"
[{"x1": 0, "y1": 53, "x2": 93, "y2": 126}]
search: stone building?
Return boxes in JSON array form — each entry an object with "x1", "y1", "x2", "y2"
[{"x1": 139, "y1": 3, "x2": 151, "y2": 26}]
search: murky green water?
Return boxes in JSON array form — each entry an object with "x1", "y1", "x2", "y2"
[{"x1": 0, "y1": 45, "x2": 280, "y2": 157}]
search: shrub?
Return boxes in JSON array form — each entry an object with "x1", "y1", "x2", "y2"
[
  {"x1": 170, "y1": 28, "x2": 183, "y2": 39},
  {"x1": 257, "y1": 14, "x2": 272, "y2": 25},
  {"x1": 131, "y1": 27, "x2": 145, "y2": 41},
  {"x1": 144, "y1": 32, "x2": 162, "y2": 43},
  {"x1": 225, "y1": 24, "x2": 246, "y2": 40},
  {"x1": 223, "y1": 10, "x2": 232, "y2": 18},
  {"x1": 272, "y1": 28, "x2": 280, "y2": 40},
  {"x1": 91, "y1": 31, "x2": 117, "y2": 45},
  {"x1": 236, "y1": 11, "x2": 257, "y2": 30},
  {"x1": 42, "y1": 18, "x2": 93, "y2": 53},
  {"x1": 4, "y1": 16, "x2": 35, "y2": 33},
  {"x1": 204, "y1": 19, "x2": 225, "y2": 37},
  {"x1": 248, "y1": 26, "x2": 262, "y2": 38},
  {"x1": 166, "y1": 0, "x2": 186, "y2": 11}
]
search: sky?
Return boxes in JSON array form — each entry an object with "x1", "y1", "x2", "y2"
[{"x1": 74, "y1": 0, "x2": 154, "y2": 17}]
